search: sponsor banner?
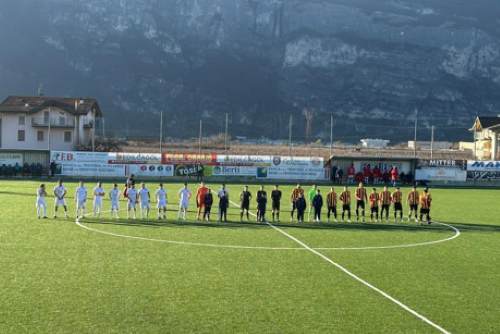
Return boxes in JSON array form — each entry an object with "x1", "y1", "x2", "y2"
[
  {"x1": 174, "y1": 164, "x2": 204, "y2": 177},
  {"x1": 415, "y1": 167, "x2": 467, "y2": 182},
  {"x1": 467, "y1": 171, "x2": 500, "y2": 180},
  {"x1": 51, "y1": 151, "x2": 115, "y2": 164},
  {"x1": 109, "y1": 152, "x2": 161, "y2": 164},
  {"x1": 162, "y1": 153, "x2": 217, "y2": 165},
  {"x1": 271, "y1": 156, "x2": 324, "y2": 167},
  {"x1": 467, "y1": 161, "x2": 500, "y2": 172},
  {"x1": 217, "y1": 155, "x2": 273, "y2": 166},
  {"x1": 217, "y1": 155, "x2": 324, "y2": 167},
  {"x1": 210, "y1": 165, "x2": 257, "y2": 176},
  {"x1": 0, "y1": 153, "x2": 23, "y2": 165},
  {"x1": 59, "y1": 163, "x2": 126, "y2": 177},
  {"x1": 257, "y1": 166, "x2": 326, "y2": 180},
  {"x1": 418, "y1": 160, "x2": 466, "y2": 168},
  {"x1": 128, "y1": 164, "x2": 174, "y2": 177}
]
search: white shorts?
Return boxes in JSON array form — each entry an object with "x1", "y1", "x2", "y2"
[
  {"x1": 157, "y1": 200, "x2": 167, "y2": 209},
  {"x1": 140, "y1": 202, "x2": 150, "y2": 209},
  {"x1": 55, "y1": 198, "x2": 66, "y2": 206},
  {"x1": 77, "y1": 200, "x2": 86, "y2": 209},
  {"x1": 111, "y1": 201, "x2": 120, "y2": 210},
  {"x1": 36, "y1": 198, "x2": 47, "y2": 207}
]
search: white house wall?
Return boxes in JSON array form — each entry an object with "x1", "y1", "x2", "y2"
[{"x1": 0, "y1": 111, "x2": 75, "y2": 151}]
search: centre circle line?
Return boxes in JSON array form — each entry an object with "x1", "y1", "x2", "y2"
[{"x1": 73, "y1": 205, "x2": 460, "y2": 251}]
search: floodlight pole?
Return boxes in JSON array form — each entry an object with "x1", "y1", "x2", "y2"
[
  {"x1": 413, "y1": 108, "x2": 418, "y2": 157},
  {"x1": 329, "y1": 113, "x2": 334, "y2": 157},
  {"x1": 430, "y1": 125, "x2": 435, "y2": 160},
  {"x1": 198, "y1": 119, "x2": 203, "y2": 156},
  {"x1": 159, "y1": 111, "x2": 164, "y2": 154},
  {"x1": 288, "y1": 114, "x2": 293, "y2": 156},
  {"x1": 91, "y1": 114, "x2": 96, "y2": 152},
  {"x1": 224, "y1": 112, "x2": 229, "y2": 152},
  {"x1": 47, "y1": 107, "x2": 51, "y2": 151}
]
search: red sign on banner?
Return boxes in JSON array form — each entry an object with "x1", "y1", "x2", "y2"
[{"x1": 161, "y1": 153, "x2": 217, "y2": 165}]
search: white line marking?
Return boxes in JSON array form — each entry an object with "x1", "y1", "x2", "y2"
[
  {"x1": 266, "y1": 222, "x2": 451, "y2": 333},
  {"x1": 74, "y1": 203, "x2": 460, "y2": 252},
  {"x1": 232, "y1": 201, "x2": 451, "y2": 333},
  {"x1": 74, "y1": 219, "x2": 301, "y2": 250},
  {"x1": 75, "y1": 203, "x2": 454, "y2": 331},
  {"x1": 228, "y1": 200, "x2": 459, "y2": 250},
  {"x1": 315, "y1": 222, "x2": 460, "y2": 250}
]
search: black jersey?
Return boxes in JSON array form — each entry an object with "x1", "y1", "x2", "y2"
[
  {"x1": 257, "y1": 190, "x2": 267, "y2": 205},
  {"x1": 271, "y1": 190, "x2": 282, "y2": 203},
  {"x1": 240, "y1": 191, "x2": 252, "y2": 205}
]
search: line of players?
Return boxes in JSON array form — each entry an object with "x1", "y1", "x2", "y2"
[
  {"x1": 36, "y1": 180, "x2": 169, "y2": 220},
  {"x1": 35, "y1": 180, "x2": 224, "y2": 221},
  {"x1": 35, "y1": 181, "x2": 433, "y2": 224}
]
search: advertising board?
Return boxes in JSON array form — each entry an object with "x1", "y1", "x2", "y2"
[
  {"x1": 50, "y1": 151, "x2": 115, "y2": 164},
  {"x1": 216, "y1": 155, "x2": 324, "y2": 167},
  {"x1": 415, "y1": 167, "x2": 467, "y2": 182},
  {"x1": 59, "y1": 163, "x2": 125, "y2": 177},
  {"x1": 109, "y1": 153, "x2": 161, "y2": 164},
  {"x1": 467, "y1": 161, "x2": 500, "y2": 172},
  {"x1": 127, "y1": 164, "x2": 174, "y2": 177},
  {"x1": 174, "y1": 164, "x2": 204, "y2": 177},
  {"x1": 162, "y1": 153, "x2": 217, "y2": 165},
  {"x1": 257, "y1": 166, "x2": 326, "y2": 180},
  {"x1": 210, "y1": 165, "x2": 257, "y2": 176}
]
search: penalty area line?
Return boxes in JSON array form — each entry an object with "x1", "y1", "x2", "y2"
[{"x1": 229, "y1": 200, "x2": 451, "y2": 334}]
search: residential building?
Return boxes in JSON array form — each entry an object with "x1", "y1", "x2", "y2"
[
  {"x1": 470, "y1": 116, "x2": 500, "y2": 160},
  {"x1": 0, "y1": 96, "x2": 102, "y2": 151}
]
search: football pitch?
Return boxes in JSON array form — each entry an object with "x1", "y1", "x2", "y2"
[{"x1": 1, "y1": 180, "x2": 499, "y2": 333}]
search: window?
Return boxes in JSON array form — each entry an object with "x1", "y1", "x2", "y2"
[
  {"x1": 37, "y1": 130, "x2": 44, "y2": 142},
  {"x1": 17, "y1": 130, "x2": 25, "y2": 142},
  {"x1": 43, "y1": 111, "x2": 49, "y2": 124},
  {"x1": 59, "y1": 116, "x2": 65, "y2": 126},
  {"x1": 64, "y1": 131, "x2": 72, "y2": 142},
  {"x1": 19, "y1": 115, "x2": 25, "y2": 126}
]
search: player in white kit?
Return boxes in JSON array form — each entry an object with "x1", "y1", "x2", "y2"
[
  {"x1": 109, "y1": 184, "x2": 121, "y2": 218},
  {"x1": 155, "y1": 183, "x2": 168, "y2": 220},
  {"x1": 53, "y1": 180, "x2": 68, "y2": 218},
  {"x1": 138, "y1": 183, "x2": 150, "y2": 219},
  {"x1": 178, "y1": 183, "x2": 192, "y2": 220},
  {"x1": 75, "y1": 181, "x2": 88, "y2": 219},
  {"x1": 36, "y1": 184, "x2": 48, "y2": 219},
  {"x1": 126, "y1": 184, "x2": 138, "y2": 219},
  {"x1": 93, "y1": 182, "x2": 105, "y2": 217}
]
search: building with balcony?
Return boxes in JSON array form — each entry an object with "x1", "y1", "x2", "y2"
[
  {"x1": 0, "y1": 96, "x2": 102, "y2": 152},
  {"x1": 470, "y1": 115, "x2": 500, "y2": 160}
]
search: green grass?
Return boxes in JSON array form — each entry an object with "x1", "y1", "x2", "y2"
[{"x1": 0, "y1": 180, "x2": 499, "y2": 333}]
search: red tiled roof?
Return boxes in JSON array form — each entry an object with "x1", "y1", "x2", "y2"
[{"x1": 0, "y1": 96, "x2": 102, "y2": 116}]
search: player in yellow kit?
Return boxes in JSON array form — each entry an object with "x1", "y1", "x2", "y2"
[
  {"x1": 392, "y1": 187, "x2": 403, "y2": 223},
  {"x1": 407, "y1": 186, "x2": 419, "y2": 223},
  {"x1": 355, "y1": 182, "x2": 368, "y2": 223},
  {"x1": 379, "y1": 186, "x2": 391, "y2": 222},
  {"x1": 339, "y1": 186, "x2": 352, "y2": 223},
  {"x1": 419, "y1": 188, "x2": 432, "y2": 224}
]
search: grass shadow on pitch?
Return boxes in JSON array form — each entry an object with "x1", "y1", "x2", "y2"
[
  {"x1": 80, "y1": 217, "x2": 458, "y2": 233},
  {"x1": 435, "y1": 221, "x2": 500, "y2": 233}
]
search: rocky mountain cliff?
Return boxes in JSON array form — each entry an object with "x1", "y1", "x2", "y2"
[{"x1": 1, "y1": 0, "x2": 499, "y2": 142}]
